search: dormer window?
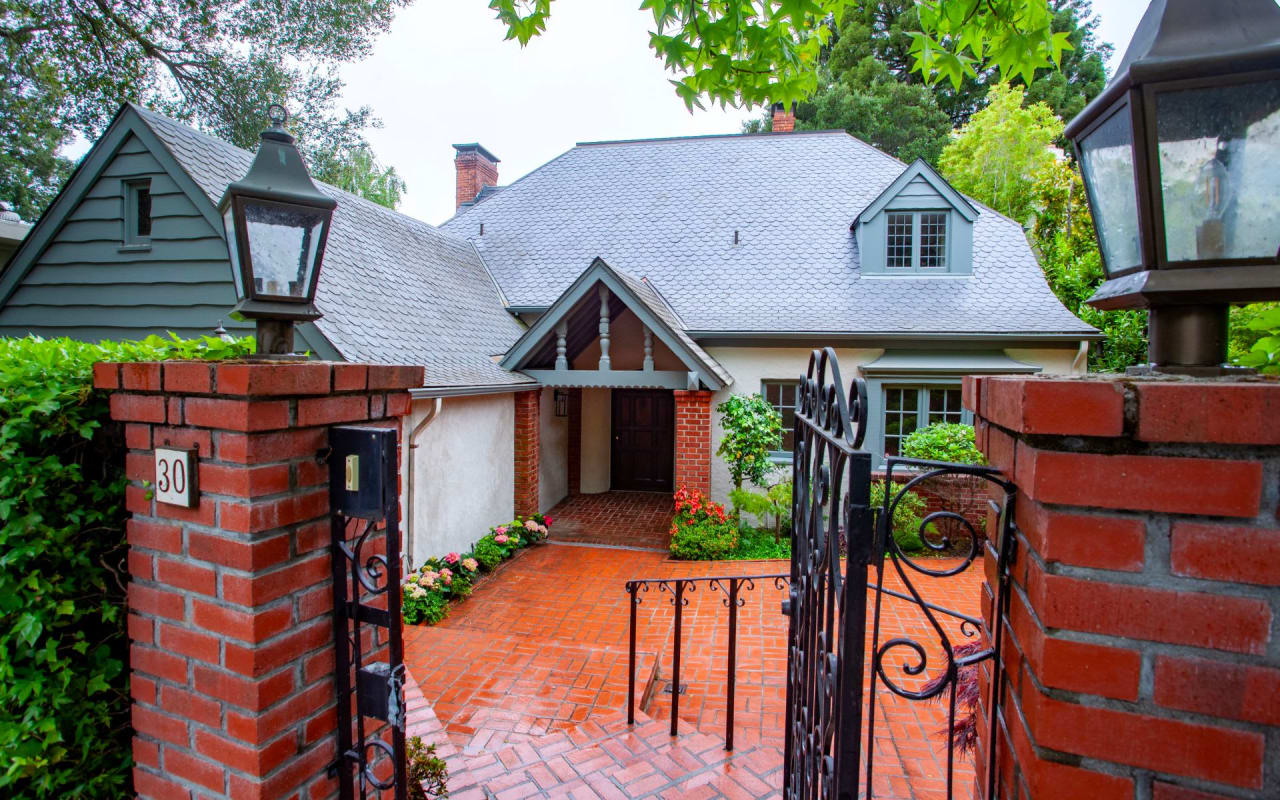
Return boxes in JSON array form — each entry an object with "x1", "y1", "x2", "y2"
[
  {"x1": 885, "y1": 211, "x2": 949, "y2": 271},
  {"x1": 920, "y1": 212, "x2": 947, "y2": 268},
  {"x1": 855, "y1": 159, "x2": 978, "y2": 276}
]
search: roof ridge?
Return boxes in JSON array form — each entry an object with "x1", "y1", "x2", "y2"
[
  {"x1": 131, "y1": 103, "x2": 475, "y2": 249},
  {"x1": 442, "y1": 144, "x2": 580, "y2": 227},
  {"x1": 574, "y1": 129, "x2": 849, "y2": 147}
]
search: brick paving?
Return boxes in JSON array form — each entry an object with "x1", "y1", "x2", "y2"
[
  {"x1": 544, "y1": 491, "x2": 673, "y2": 550},
  {"x1": 404, "y1": 501, "x2": 987, "y2": 799}
]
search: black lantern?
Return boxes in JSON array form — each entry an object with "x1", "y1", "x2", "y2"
[
  {"x1": 1065, "y1": 0, "x2": 1280, "y2": 374},
  {"x1": 218, "y1": 105, "x2": 336, "y2": 357}
]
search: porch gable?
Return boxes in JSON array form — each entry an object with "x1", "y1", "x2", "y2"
[{"x1": 500, "y1": 257, "x2": 732, "y2": 390}]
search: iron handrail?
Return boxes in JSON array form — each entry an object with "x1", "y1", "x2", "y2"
[{"x1": 623, "y1": 570, "x2": 982, "y2": 751}]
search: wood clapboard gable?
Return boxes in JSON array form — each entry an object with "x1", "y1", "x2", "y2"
[
  {"x1": 0, "y1": 107, "x2": 335, "y2": 357},
  {"x1": 0, "y1": 131, "x2": 243, "y2": 341}
]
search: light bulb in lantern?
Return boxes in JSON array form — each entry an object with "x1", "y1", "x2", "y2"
[{"x1": 1195, "y1": 150, "x2": 1231, "y2": 221}]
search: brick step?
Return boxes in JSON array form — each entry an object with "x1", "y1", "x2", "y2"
[{"x1": 444, "y1": 710, "x2": 784, "y2": 800}]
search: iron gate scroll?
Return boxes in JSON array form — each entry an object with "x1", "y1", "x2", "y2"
[
  {"x1": 783, "y1": 349, "x2": 1017, "y2": 800},
  {"x1": 329, "y1": 425, "x2": 408, "y2": 800}
]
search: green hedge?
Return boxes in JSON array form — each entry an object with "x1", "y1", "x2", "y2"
[{"x1": 0, "y1": 334, "x2": 250, "y2": 798}]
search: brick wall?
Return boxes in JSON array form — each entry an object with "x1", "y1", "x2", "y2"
[
  {"x1": 95, "y1": 360, "x2": 421, "y2": 800},
  {"x1": 514, "y1": 389, "x2": 540, "y2": 516},
  {"x1": 454, "y1": 150, "x2": 498, "y2": 209},
  {"x1": 674, "y1": 390, "x2": 713, "y2": 495},
  {"x1": 880, "y1": 470, "x2": 990, "y2": 537},
  {"x1": 966, "y1": 375, "x2": 1279, "y2": 799},
  {"x1": 567, "y1": 388, "x2": 582, "y2": 496},
  {"x1": 772, "y1": 104, "x2": 796, "y2": 132}
]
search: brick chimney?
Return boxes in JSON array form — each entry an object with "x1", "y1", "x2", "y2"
[
  {"x1": 453, "y1": 143, "x2": 500, "y2": 209},
  {"x1": 771, "y1": 103, "x2": 795, "y2": 133}
]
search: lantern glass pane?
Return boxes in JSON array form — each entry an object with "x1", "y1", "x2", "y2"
[
  {"x1": 1156, "y1": 79, "x2": 1280, "y2": 263},
  {"x1": 1079, "y1": 106, "x2": 1143, "y2": 273},
  {"x1": 243, "y1": 200, "x2": 325, "y2": 299},
  {"x1": 222, "y1": 206, "x2": 245, "y2": 299}
]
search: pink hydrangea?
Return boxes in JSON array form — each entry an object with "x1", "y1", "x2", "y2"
[
  {"x1": 444, "y1": 552, "x2": 460, "y2": 564},
  {"x1": 462, "y1": 558, "x2": 478, "y2": 572},
  {"x1": 524, "y1": 519, "x2": 538, "y2": 531},
  {"x1": 494, "y1": 534, "x2": 509, "y2": 544},
  {"x1": 495, "y1": 525, "x2": 507, "y2": 535},
  {"x1": 440, "y1": 568, "x2": 452, "y2": 578}
]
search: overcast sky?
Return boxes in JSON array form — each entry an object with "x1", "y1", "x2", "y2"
[{"x1": 340, "y1": 0, "x2": 1149, "y2": 225}]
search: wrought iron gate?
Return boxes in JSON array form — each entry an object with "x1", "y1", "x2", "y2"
[
  {"x1": 329, "y1": 425, "x2": 408, "y2": 800},
  {"x1": 783, "y1": 348, "x2": 1016, "y2": 800}
]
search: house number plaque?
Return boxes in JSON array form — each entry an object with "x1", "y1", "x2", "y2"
[{"x1": 154, "y1": 447, "x2": 198, "y2": 508}]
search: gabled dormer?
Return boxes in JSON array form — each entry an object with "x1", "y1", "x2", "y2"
[{"x1": 854, "y1": 159, "x2": 979, "y2": 276}]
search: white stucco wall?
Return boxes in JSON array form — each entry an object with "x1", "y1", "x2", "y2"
[
  {"x1": 702, "y1": 344, "x2": 1086, "y2": 505},
  {"x1": 403, "y1": 394, "x2": 514, "y2": 568},
  {"x1": 539, "y1": 387, "x2": 568, "y2": 511},
  {"x1": 579, "y1": 387, "x2": 612, "y2": 493},
  {"x1": 704, "y1": 347, "x2": 884, "y2": 505},
  {"x1": 1006, "y1": 346, "x2": 1087, "y2": 375}
]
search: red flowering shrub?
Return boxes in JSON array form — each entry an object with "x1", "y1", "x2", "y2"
[{"x1": 669, "y1": 486, "x2": 738, "y2": 560}]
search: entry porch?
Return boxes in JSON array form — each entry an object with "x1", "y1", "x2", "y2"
[{"x1": 507, "y1": 257, "x2": 732, "y2": 521}]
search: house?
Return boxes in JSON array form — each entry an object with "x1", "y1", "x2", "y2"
[
  {"x1": 0, "y1": 103, "x2": 1097, "y2": 564},
  {"x1": 0, "y1": 211, "x2": 30, "y2": 270}
]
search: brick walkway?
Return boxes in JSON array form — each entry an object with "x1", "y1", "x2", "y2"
[
  {"x1": 544, "y1": 492, "x2": 673, "y2": 550},
  {"x1": 404, "y1": 537, "x2": 985, "y2": 799}
]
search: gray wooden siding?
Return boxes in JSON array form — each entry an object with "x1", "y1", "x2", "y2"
[
  {"x1": 0, "y1": 134, "x2": 252, "y2": 340},
  {"x1": 883, "y1": 175, "x2": 948, "y2": 209}
]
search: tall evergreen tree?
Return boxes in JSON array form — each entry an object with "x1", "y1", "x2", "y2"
[
  {"x1": 827, "y1": 0, "x2": 1111, "y2": 128},
  {"x1": 0, "y1": 0, "x2": 413, "y2": 219}
]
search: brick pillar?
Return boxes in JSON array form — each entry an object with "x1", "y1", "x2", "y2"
[
  {"x1": 567, "y1": 388, "x2": 582, "y2": 496},
  {"x1": 674, "y1": 390, "x2": 713, "y2": 495},
  {"x1": 514, "y1": 389, "x2": 540, "y2": 516},
  {"x1": 966, "y1": 375, "x2": 1279, "y2": 800},
  {"x1": 95, "y1": 360, "x2": 421, "y2": 800}
]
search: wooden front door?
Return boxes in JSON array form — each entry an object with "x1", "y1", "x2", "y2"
[{"x1": 611, "y1": 390, "x2": 674, "y2": 492}]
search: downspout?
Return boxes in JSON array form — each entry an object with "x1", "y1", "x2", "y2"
[{"x1": 405, "y1": 397, "x2": 443, "y2": 569}]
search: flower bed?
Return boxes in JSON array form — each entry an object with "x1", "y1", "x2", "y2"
[
  {"x1": 402, "y1": 513, "x2": 551, "y2": 625},
  {"x1": 669, "y1": 487, "x2": 738, "y2": 560}
]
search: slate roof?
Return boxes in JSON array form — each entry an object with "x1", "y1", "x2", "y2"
[
  {"x1": 613, "y1": 267, "x2": 733, "y2": 387},
  {"x1": 133, "y1": 105, "x2": 532, "y2": 388},
  {"x1": 440, "y1": 132, "x2": 1097, "y2": 337}
]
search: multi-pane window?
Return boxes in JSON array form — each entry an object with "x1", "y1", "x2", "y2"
[
  {"x1": 763, "y1": 380, "x2": 799, "y2": 455},
  {"x1": 919, "y1": 212, "x2": 948, "y2": 268},
  {"x1": 883, "y1": 385, "x2": 967, "y2": 457},
  {"x1": 927, "y1": 387, "x2": 964, "y2": 424},
  {"x1": 883, "y1": 387, "x2": 920, "y2": 457},
  {"x1": 886, "y1": 212, "x2": 914, "y2": 269},
  {"x1": 883, "y1": 211, "x2": 949, "y2": 271}
]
